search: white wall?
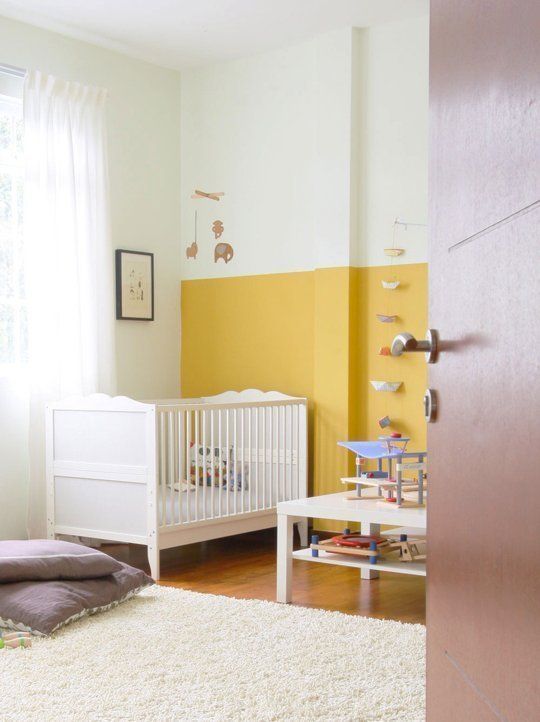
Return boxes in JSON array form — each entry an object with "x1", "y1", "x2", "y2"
[
  {"x1": 0, "y1": 15, "x2": 182, "y2": 538},
  {"x1": 179, "y1": 19, "x2": 429, "y2": 280},
  {"x1": 354, "y1": 16, "x2": 429, "y2": 267},
  {"x1": 180, "y1": 29, "x2": 355, "y2": 280}
]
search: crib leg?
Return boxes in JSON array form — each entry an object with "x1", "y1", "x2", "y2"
[
  {"x1": 147, "y1": 543, "x2": 160, "y2": 581},
  {"x1": 296, "y1": 519, "x2": 309, "y2": 547}
]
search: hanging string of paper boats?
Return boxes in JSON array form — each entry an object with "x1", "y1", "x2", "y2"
[{"x1": 372, "y1": 217, "x2": 427, "y2": 422}]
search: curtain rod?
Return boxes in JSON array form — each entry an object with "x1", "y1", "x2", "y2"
[{"x1": 0, "y1": 63, "x2": 26, "y2": 79}]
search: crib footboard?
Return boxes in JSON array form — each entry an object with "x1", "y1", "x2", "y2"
[{"x1": 46, "y1": 395, "x2": 158, "y2": 565}]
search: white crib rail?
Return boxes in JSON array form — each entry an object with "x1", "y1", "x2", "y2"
[{"x1": 156, "y1": 398, "x2": 307, "y2": 529}]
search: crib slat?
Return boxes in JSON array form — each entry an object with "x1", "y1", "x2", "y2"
[
  {"x1": 175, "y1": 410, "x2": 181, "y2": 524},
  {"x1": 186, "y1": 410, "x2": 191, "y2": 523},
  {"x1": 210, "y1": 409, "x2": 215, "y2": 519},
  {"x1": 195, "y1": 409, "x2": 200, "y2": 522},
  {"x1": 255, "y1": 407, "x2": 260, "y2": 511},
  {"x1": 269, "y1": 406, "x2": 273, "y2": 510},
  {"x1": 226, "y1": 409, "x2": 230, "y2": 517},
  {"x1": 286, "y1": 406, "x2": 291, "y2": 501},
  {"x1": 168, "y1": 412, "x2": 173, "y2": 525},
  {"x1": 248, "y1": 408, "x2": 252, "y2": 513},
  {"x1": 201, "y1": 409, "x2": 206, "y2": 519},
  {"x1": 241, "y1": 407, "x2": 245, "y2": 514},
  {"x1": 219, "y1": 409, "x2": 223, "y2": 517},
  {"x1": 233, "y1": 408, "x2": 238, "y2": 515},
  {"x1": 295, "y1": 404, "x2": 300, "y2": 500},
  {"x1": 264, "y1": 407, "x2": 268, "y2": 509}
]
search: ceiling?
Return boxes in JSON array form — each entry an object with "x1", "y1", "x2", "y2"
[{"x1": 0, "y1": 0, "x2": 428, "y2": 70}]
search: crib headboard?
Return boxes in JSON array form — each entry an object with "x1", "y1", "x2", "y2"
[
  {"x1": 46, "y1": 394, "x2": 157, "y2": 544},
  {"x1": 201, "y1": 389, "x2": 300, "y2": 404}
]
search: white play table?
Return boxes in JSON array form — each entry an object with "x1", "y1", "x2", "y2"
[{"x1": 276, "y1": 490, "x2": 427, "y2": 603}]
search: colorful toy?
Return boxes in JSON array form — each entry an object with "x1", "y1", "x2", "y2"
[
  {"x1": 338, "y1": 439, "x2": 427, "y2": 507},
  {"x1": 0, "y1": 631, "x2": 32, "y2": 649},
  {"x1": 310, "y1": 531, "x2": 426, "y2": 564},
  {"x1": 189, "y1": 444, "x2": 249, "y2": 491}
]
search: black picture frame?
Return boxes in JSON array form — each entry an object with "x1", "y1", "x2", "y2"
[{"x1": 115, "y1": 249, "x2": 155, "y2": 321}]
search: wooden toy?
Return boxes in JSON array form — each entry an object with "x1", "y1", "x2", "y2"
[
  {"x1": 214, "y1": 242, "x2": 234, "y2": 263},
  {"x1": 338, "y1": 439, "x2": 427, "y2": 508},
  {"x1": 212, "y1": 220, "x2": 224, "y2": 239},
  {"x1": 309, "y1": 531, "x2": 426, "y2": 565},
  {"x1": 388, "y1": 534, "x2": 427, "y2": 562},
  {"x1": 191, "y1": 189, "x2": 224, "y2": 201}
]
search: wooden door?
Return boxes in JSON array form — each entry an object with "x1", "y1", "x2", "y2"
[{"x1": 427, "y1": 1, "x2": 540, "y2": 720}]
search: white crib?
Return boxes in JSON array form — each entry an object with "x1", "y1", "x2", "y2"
[{"x1": 46, "y1": 389, "x2": 308, "y2": 579}]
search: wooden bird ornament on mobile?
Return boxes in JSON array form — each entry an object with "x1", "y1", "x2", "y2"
[{"x1": 191, "y1": 189, "x2": 224, "y2": 201}]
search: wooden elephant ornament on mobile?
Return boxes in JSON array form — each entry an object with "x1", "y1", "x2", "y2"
[{"x1": 214, "y1": 242, "x2": 234, "y2": 263}]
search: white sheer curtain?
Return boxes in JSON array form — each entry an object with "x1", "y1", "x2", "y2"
[{"x1": 24, "y1": 71, "x2": 116, "y2": 537}]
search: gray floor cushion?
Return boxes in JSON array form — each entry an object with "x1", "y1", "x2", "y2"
[
  {"x1": 0, "y1": 539, "x2": 123, "y2": 582},
  {"x1": 0, "y1": 560, "x2": 153, "y2": 635}
]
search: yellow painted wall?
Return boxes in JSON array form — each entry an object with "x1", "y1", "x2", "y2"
[
  {"x1": 181, "y1": 271, "x2": 317, "y2": 490},
  {"x1": 181, "y1": 271, "x2": 314, "y2": 399},
  {"x1": 181, "y1": 263, "x2": 428, "y2": 520},
  {"x1": 312, "y1": 268, "x2": 355, "y2": 497}
]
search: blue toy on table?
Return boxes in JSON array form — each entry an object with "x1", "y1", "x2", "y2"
[{"x1": 338, "y1": 437, "x2": 426, "y2": 507}]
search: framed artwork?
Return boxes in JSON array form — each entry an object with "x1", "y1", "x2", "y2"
[{"x1": 115, "y1": 249, "x2": 154, "y2": 321}]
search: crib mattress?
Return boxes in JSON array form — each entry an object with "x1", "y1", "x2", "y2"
[{"x1": 159, "y1": 479, "x2": 285, "y2": 525}]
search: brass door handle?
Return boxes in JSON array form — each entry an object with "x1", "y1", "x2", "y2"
[{"x1": 391, "y1": 329, "x2": 439, "y2": 363}]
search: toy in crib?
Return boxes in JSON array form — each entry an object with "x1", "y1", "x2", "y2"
[
  {"x1": 0, "y1": 631, "x2": 32, "y2": 649},
  {"x1": 310, "y1": 529, "x2": 426, "y2": 564},
  {"x1": 338, "y1": 436, "x2": 426, "y2": 508},
  {"x1": 189, "y1": 445, "x2": 249, "y2": 491}
]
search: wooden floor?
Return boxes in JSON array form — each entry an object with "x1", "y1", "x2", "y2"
[{"x1": 105, "y1": 528, "x2": 425, "y2": 624}]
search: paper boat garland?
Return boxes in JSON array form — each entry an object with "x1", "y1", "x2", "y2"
[
  {"x1": 381, "y1": 280, "x2": 400, "y2": 289},
  {"x1": 370, "y1": 380, "x2": 402, "y2": 392},
  {"x1": 378, "y1": 415, "x2": 391, "y2": 428},
  {"x1": 384, "y1": 248, "x2": 404, "y2": 257},
  {"x1": 376, "y1": 314, "x2": 397, "y2": 323}
]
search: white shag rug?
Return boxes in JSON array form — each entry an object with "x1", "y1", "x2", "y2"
[{"x1": 0, "y1": 585, "x2": 425, "y2": 722}]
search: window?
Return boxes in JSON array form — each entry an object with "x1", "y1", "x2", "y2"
[{"x1": 0, "y1": 94, "x2": 25, "y2": 371}]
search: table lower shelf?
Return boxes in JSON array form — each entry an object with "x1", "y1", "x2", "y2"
[{"x1": 292, "y1": 547, "x2": 426, "y2": 577}]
